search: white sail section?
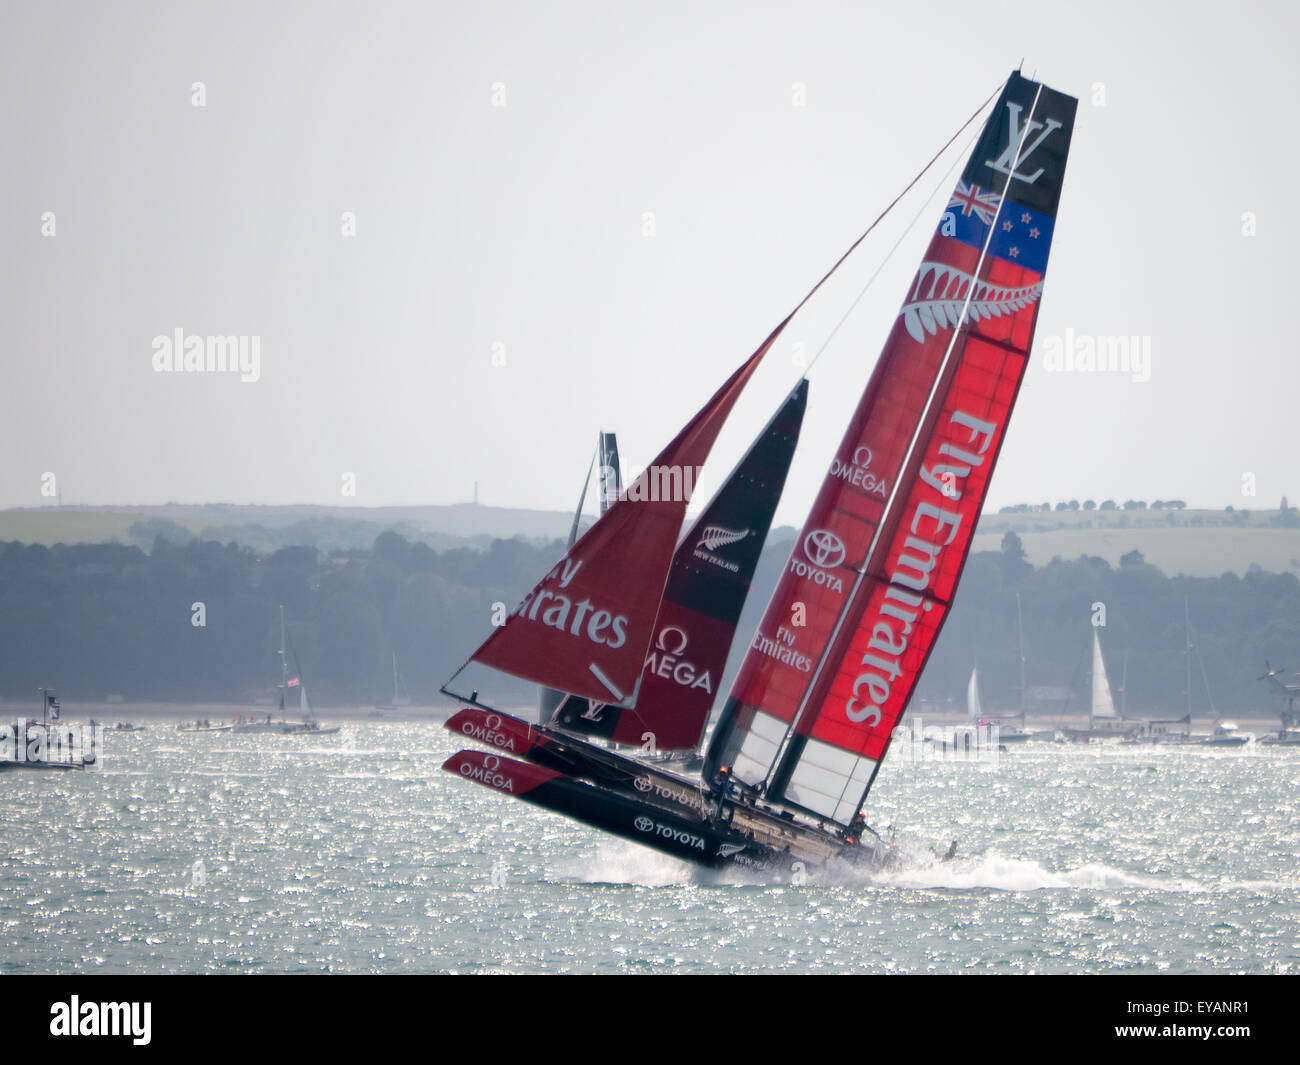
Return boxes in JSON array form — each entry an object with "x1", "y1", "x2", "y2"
[
  {"x1": 1090, "y1": 629, "x2": 1118, "y2": 720},
  {"x1": 966, "y1": 668, "x2": 982, "y2": 723}
]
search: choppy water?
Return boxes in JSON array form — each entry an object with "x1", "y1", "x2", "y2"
[{"x1": 4, "y1": 722, "x2": 1298, "y2": 973}]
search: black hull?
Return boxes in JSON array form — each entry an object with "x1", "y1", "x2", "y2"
[{"x1": 444, "y1": 709, "x2": 895, "y2": 874}]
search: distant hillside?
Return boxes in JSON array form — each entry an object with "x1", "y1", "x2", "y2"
[
  {"x1": 3, "y1": 530, "x2": 1297, "y2": 718},
  {"x1": 0, "y1": 503, "x2": 578, "y2": 555},
  {"x1": 972, "y1": 508, "x2": 1300, "y2": 577},
  {"x1": 3, "y1": 503, "x2": 1299, "y2": 577}
]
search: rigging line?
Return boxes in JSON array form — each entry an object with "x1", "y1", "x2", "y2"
[
  {"x1": 801, "y1": 119, "x2": 986, "y2": 380},
  {"x1": 782, "y1": 81, "x2": 1004, "y2": 325},
  {"x1": 1190, "y1": 615, "x2": 1218, "y2": 715},
  {"x1": 567, "y1": 444, "x2": 599, "y2": 546}
]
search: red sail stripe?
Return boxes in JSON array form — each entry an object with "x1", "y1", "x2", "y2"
[
  {"x1": 772, "y1": 244, "x2": 1056, "y2": 821},
  {"x1": 804, "y1": 329, "x2": 1030, "y2": 759}
]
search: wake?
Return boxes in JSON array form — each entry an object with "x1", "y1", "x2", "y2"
[
  {"x1": 872, "y1": 850, "x2": 1200, "y2": 892},
  {"x1": 557, "y1": 840, "x2": 1283, "y2": 895}
]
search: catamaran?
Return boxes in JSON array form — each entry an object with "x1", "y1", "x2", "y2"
[{"x1": 441, "y1": 70, "x2": 1077, "y2": 872}]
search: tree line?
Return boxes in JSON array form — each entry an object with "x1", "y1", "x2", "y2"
[{"x1": 1, "y1": 530, "x2": 1297, "y2": 719}]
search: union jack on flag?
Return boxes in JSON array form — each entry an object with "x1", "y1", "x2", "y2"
[{"x1": 947, "y1": 180, "x2": 1001, "y2": 226}]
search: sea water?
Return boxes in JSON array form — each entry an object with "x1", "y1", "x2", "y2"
[{"x1": 3, "y1": 722, "x2": 1297, "y2": 973}]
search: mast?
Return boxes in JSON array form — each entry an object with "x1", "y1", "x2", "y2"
[
  {"x1": 1016, "y1": 591, "x2": 1027, "y2": 718},
  {"x1": 598, "y1": 433, "x2": 621, "y2": 514},
  {"x1": 279, "y1": 604, "x2": 287, "y2": 713},
  {"x1": 1120, "y1": 652, "x2": 1128, "y2": 718},
  {"x1": 706, "y1": 72, "x2": 1076, "y2": 826},
  {"x1": 1184, "y1": 595, "x2": 1193, "y2": 719}
]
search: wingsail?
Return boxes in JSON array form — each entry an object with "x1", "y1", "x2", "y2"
[{"x1": 706, "y1": 72, "x2": 1076, "y2": 825}]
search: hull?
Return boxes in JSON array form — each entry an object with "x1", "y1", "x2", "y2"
[
  {"x1": 281, "y1": 724, "x2": 339, "y2": 735},
  {"x1": 1062, "y1": 725, "x2": 1138, "y2": 742},
  {"x1": 0, "y1": 759, "x2": 87, "y2": 771},
  {"x1": 447, "y1": 707, "x2": 716, "y2": 823},
  {"x1": 444, "y1": 708, "x2": 895, "y2": 873}
]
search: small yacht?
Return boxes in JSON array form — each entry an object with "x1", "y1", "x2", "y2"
[{"x1": 1202, "y1": 721, "x2": 1252, "y2": 747}]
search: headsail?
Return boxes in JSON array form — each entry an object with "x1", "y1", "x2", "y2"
[
  {"x1": 452, "y1": 320, "x2": 789, "y2": 707},
  {"x1": 1090, "y1": 629, "x2": 1118, "y2": 721},
  {"x1": 706, "y1": 72, "x2": 1076, "y2": 825},
  {"x1": 558, "y1": 380, "x2": 809, "y2": 751}
]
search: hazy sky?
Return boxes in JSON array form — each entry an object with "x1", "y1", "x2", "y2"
[{"x1": 3, "y1": 1, "x2": 1296, "y2": 527}]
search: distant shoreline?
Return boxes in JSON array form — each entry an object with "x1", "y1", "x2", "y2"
[
  {"x1": 0, "y1": 701, "x2": 466, "y2": 723},
  {"x1": 0, "y1": 701, "x2": 1287, "y2": 731}
]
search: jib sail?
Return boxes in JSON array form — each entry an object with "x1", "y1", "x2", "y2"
[
  {"x1": 450, "y1": 320, "x2": 790, "y2": 707},
  {"x1": 558, "y1": 380, "x2": 808, "y2": 750}
]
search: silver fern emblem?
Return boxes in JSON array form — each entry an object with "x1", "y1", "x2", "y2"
[
  {"x1": 698, "y1": 526, "x2": 749, "y2": 553},
  {"x1": 900, "y1": 262, "x2": 1043, "y2": 343}
]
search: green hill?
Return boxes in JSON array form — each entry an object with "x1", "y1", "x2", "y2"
[{"x1": 3, "y1": 503, "x2": 1299, "y2": 578}]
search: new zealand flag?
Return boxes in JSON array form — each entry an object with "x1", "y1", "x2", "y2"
[{"x1": 941, "y1": 179, "x2": 1055, "y2": 274}]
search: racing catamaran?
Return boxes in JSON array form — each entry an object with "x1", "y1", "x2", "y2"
[{"x1": 442, "y1": 70, "x2": 1076, "y2": 872}]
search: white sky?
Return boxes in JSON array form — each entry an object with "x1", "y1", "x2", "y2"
[{"x1": 2, "y1": 0, "x2": 1296, "y2": 526}]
